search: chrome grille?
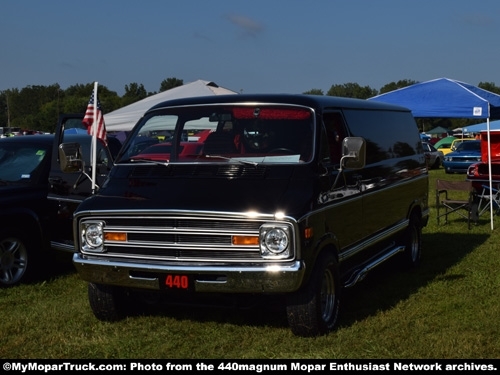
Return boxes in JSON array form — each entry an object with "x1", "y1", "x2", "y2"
[{"x1": 82, "y1": 213, "x2": 293, "y2": 262}]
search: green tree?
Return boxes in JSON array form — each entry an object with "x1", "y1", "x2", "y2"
[
  {"x1": 303, "y1": 89, "x2": 324, "y2": 95},
  {"x1": 0, "y1": 89, "x2": 17, "y2": 127},
  {"x1": 122, "y1": 83, "x2": 148, "y2": 106},
  {"x1": 65, "y1": 83, "x2": 121, "y2": 114},
  {"x1": 379, "y1": 79, "x2": 417, "y2": 94},
  {"x1": 6, "y1": 85, "x2": 61, "y2": 130},
  {"x1": 478, "y1": 81, "x2": 500, "y2": 95},
  {"x1": 326, "y1": 82, "x2": 377, "y2": 99},
  {"x1": 159, "y1": 77, "x2": 183, "y2": 92}
]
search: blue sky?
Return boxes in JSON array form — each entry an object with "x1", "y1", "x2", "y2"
[{"x1": 2, "y1": 0, "x2": 500, "y2": 96}]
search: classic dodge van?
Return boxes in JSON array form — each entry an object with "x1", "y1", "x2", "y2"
[{"x1": 70, "y1": 94, "x2": 429, "y2": 337}]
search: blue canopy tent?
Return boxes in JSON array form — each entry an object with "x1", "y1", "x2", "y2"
[
  {"x1": 369, "y1": 78, "x2": 500, "y2": 119},
  {"x1": 369, "y1": 78, "x2": 500, "y2": 230},
  {"x1": 463, "y1": 120, "x2": 500, "y2": 134}
]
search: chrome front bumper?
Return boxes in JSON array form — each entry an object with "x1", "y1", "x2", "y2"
[{"x1": 73, "y1": 253, "x2": 305, "y2": 293}]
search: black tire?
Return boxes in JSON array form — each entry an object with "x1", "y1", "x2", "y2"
[
  {"x1": 401, "y1": 213, "x2": 422, "y2": 268},
  {"x1": 88, "y1": 282, "x2": 128, "y2": 321},
  {"x1": 432, "y1": 158, "x2": 441, "y2": 169},
  {"x1": 0, "y1": 228, "x2": 38, "y2": 286},
  {"x1": 286, "y1": 252, "x2": 341, "y2": 337}
]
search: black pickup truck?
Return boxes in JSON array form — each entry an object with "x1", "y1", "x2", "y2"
[{"x1": 0, "y1": 115, "x2": 120, "y2": 286}]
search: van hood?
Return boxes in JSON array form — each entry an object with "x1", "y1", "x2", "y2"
[{"x1": 78, "y1": 163, "x2": 316, "y2": 217}]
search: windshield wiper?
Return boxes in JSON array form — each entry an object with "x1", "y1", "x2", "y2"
[{"x1": 126, "y1": 158, "x2": 170, "y2": 167}]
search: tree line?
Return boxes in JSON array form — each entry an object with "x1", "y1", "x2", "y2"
[{"x1": 1, "y1": 77, "x2": 499, "y2": 134}]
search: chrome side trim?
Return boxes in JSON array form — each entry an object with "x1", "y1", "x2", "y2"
[
  {"x1": 339, "y1": 219, "x2": 408, "y2": 262},
  {"x1": 343, "y1": 245, "x2": 406, "y2": 288},
  {"x1": 47, "y1": 195, "x2": 83, "y2": 204}
]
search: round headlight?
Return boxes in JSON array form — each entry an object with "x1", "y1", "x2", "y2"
[
  {"x1": 264, "y1": 228, "x2": 288, "y2": 254},
  {"x1": 85, "y1": 223, "x2": 103, "y2": 248}
]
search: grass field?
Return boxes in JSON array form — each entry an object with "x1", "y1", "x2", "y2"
[{"x1": 1, "y1": 168, "x2": 499, "y2": 359}]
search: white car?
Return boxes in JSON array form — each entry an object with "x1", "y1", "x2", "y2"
[{"x1": 422, "y1": 141, "x2": 444, "y2": 169}]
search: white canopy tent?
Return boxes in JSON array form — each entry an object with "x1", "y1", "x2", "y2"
[{"x1": 104, "y1": 80, "x2": 238, "y2": 132}]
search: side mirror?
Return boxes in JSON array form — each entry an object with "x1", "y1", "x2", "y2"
[
  {"x1": 59, "y1": 142, "x2": 84, "y2": 172},
  {"x1": 341, "y1": 137, "x2": 366, "y2": 169}
]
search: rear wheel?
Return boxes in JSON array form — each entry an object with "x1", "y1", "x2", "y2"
[
  {"x1": 88, "y1": 282, "x2": 128, "y2": 321},
  {"x1": 401, "y1": 213, "x2": 422, "y2": 268},
  {"x1": 286, "y1": 253, "x2": 340, "y2": 337}
]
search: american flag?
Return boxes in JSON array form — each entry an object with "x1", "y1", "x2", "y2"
[{"x1": 82, "y1": 91, "x2": 107, "y2": 145}]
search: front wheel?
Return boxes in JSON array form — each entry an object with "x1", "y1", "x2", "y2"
[
  {"x1": 88, "y1": 282, "x2": 129, "y2": 321},
  {"x1": 0, "y1": 229, "x2": 37, "y2": 286},
  {"x1": 286, "y1": 253, "x2": 341, "y2": 337}
]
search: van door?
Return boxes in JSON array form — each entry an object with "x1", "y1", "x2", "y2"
[
  {"x1": 47, "y1": 115, "x2": 115, "y2": 252},
  {"x1": 321, "y1": 112, "x2": 363, "y2": 249},
  {"x1": 343, "y1": 109, "x2": 425, "y2": 238}
]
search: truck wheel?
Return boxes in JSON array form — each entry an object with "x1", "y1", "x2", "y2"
[
  {"x1": 286, "y1": 253, "x2": 341, "y2": 337},
  {"x1": 88, "y1": 282, "x2": 127, "y2": 321},
  {"x1": 401, "y1": 213, "x2": 422, "y2": 268},
  {"x1": 0, "y1": 229, "x2": 36, "y2": 286}
]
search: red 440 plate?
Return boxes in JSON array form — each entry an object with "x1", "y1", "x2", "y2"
[{"x1": 164, "y1": 274, "x2": 190, "y2": 289}]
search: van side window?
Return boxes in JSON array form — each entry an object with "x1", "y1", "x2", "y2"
[
  {"x1": 323, "y1": 112, "x2": 347, "y2": 163},
  {"x1": 343, "y1": 109, "x2": 418, "y2": 164}
]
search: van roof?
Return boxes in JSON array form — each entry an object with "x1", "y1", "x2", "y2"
[{"x1": 146, "y1": 93, "x2": 412, "y2": 114}]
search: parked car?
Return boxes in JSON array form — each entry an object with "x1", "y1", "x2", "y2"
[
  {"x1": 422, "y1": 141, "x2": 444, "y2": 169},
  {"x1": 443, "y1": 140, "x2": 482, "y2": 174},
  {"x1": 466, "y1": 130, "x2": 500, "y2": 193},
  {"x1": 0, "y1": 118, "x2": 121, "y2": 287},
  {"x1": 69, "y1": 93, "x2": 429, "y2": 337},
  {"x1": 434, "y1": 136, "x2": 457, "y2": 155},
  {"x1": 450, "y1": 137, "x2": 475, "y2": 152},
  {"x1": 420, "y1": 133, "x2": 430, "y2": 142}
]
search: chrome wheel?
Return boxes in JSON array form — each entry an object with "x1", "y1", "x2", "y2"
[
  {"x1": 286, "y1": 253, "x2": 340, "y2": 337},
  {"x1": 401, "y1": 213, "x2": 422, "y2": 268},
  {"x1": 0, "y1": 235, "x2": 28, "y2": 286},
  {"x1": 320, "y1": 267, "x2": 336, "y2": 322},
  {"x1": 408, "y1": 223, "x2": 420, "y2": 264}
]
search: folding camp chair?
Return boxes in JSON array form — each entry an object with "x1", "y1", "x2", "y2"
[
  {"x1": 477, "y1": 184, "x2": 500, "y2": 217},
  {"x1": 436, "y1": 179, "x2": 476, "y2": 229}
]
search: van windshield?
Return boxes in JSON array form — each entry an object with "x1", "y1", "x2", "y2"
[{"x1": 117, "y1": 104, "x2": 315, "y2": 164}]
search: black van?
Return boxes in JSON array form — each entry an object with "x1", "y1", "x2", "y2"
[{"x1": 69, "y1": 94, "x2": 429, "y2": 337}]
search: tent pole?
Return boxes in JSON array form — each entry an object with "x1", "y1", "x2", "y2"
[{"x1": 487, "y1": 116, "x2": 494, "y2": 230}]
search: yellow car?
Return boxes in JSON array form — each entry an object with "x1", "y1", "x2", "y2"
[
  {"x1": 435, "y1": 137, "x2": 474, "y2": 155},
  {"x1": 434, "y1": 136, "x2": 457, "y2": 155}
]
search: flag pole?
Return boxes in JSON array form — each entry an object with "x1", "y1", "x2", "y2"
[{"x1": 91, "y1": 81, "x2": 98, "y2": 193}]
